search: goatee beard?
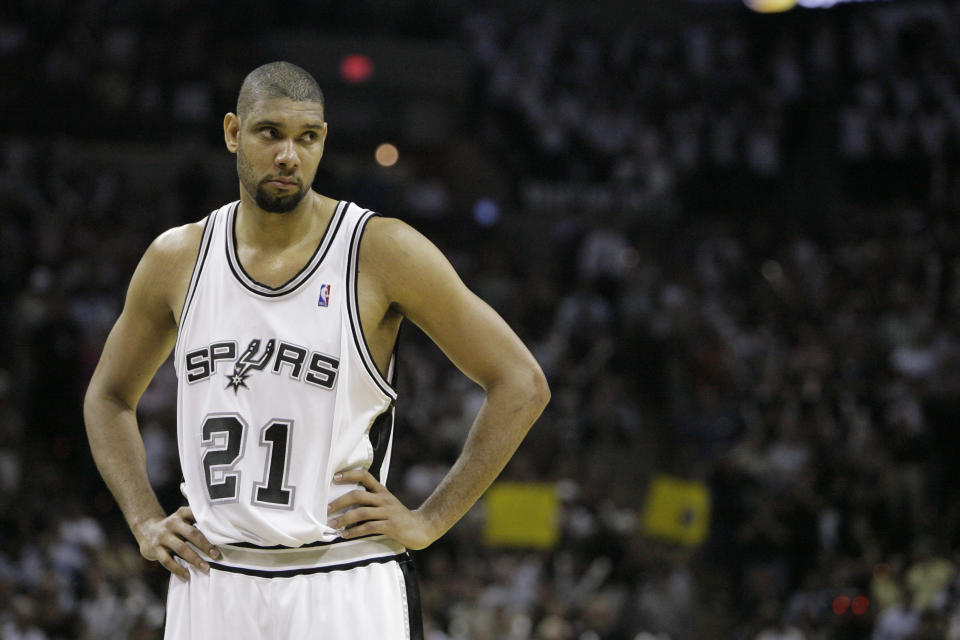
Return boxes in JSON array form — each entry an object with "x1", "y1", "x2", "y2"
[{"x1": 254, "y1": 182, "x2": 306, "y2": 213}]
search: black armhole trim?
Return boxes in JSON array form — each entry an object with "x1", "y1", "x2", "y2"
[
  {"x1": 175, "y1": 208, "x2": 219, "y2": 352},
  {"x1": 388, "y1": 325, "x2": 401, "y2": 389},
  {"x1": 368, "y1": 403, "x2": 395, "y2": 482},
  {"x1": 346, "y1": 211, "x2": 398, "y2": 399},
  {"x1": 369, "y1": 334, "x2": 400, "y2": 482}
]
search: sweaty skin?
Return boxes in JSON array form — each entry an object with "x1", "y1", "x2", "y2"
[{"x1": 84, "y1": 97, "x2": 550, "y2": 580}]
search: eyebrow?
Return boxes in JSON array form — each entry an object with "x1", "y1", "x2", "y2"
[{"x1": 252, "y1": 120, "x2": 325, "y2": 130}]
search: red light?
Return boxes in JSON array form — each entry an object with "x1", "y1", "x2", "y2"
[
  {"x1": 340, "y1": 54, "x2": 374, "y2": 84},
  {"x1": 832, "y1": 595, "x2": 851, "y2": 615},
  {"x1": 852, "y1": 596, "x2": 869, "y2": 615}
]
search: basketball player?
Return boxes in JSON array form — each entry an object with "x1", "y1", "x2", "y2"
[{"x1": 84, "y1": 61, "x2": 550, "y2": 639}]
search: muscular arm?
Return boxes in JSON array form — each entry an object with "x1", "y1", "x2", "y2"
[
  {"x1": 84, "y1": 224, "x2": 218, "y2": 578},
  {"x1": 329, "y1": 218, "x2": 550, "y2": 548}
]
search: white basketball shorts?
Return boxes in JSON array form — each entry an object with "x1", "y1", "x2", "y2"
[{"x1": 164, "y1": 535, "x2": 422, "y2": 640}]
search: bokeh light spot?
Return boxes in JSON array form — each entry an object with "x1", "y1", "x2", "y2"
[
  {"x1": 832, "y1": 595, "x2": 851, "y2": 615},
  {"x1": 852, "y1": 596, "x2": 869, "y2": 615},
  {"x1": 473, "y1": 198, "x2": 500, "y2": 227},
  {"x1": 375, "y1": 143, "x2": 399, "y2": 167},
  {"x1": 340, "y1": 54, "x2": 374, "y2": 84}
]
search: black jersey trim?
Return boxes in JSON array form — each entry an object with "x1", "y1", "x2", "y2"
[
  {"x1": 174, "y1": 207, "x2": 219, "y2": 356},
  {"x1": 225, "y1": 200, "x2": 347, "y2": 298},
  {"x1": 399, "y1": 553, "x2": 424, "y2": 640},
  {"x1": 387, "y1": 328, "x2": 400, "y2": 389},
  {"x1": 368, "y1": 335, "x2": 400, "y2": 484},
  {"x1": 207, "y1": 552, "x2": 404, "y2": 579},
  {"x1": 346, "y1": 211, "x2": 398, "y2": 399},
  {"x1": 368, "y1": 403, "x2": 395, "y2": 482}
]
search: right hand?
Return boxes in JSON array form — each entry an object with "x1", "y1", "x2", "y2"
[{"x1": 133, "y1": 506, "x2": 220, "y2": 580}]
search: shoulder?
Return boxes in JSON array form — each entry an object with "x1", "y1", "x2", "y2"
[
  {"x1": 359, "y1": 216, "x2": 451, "y2": 282},
  {"x1": 128, "y1": 218, "x2": 208, "y2": 315},
  {"x1": 147, "y1": 218, "x2": 207, "y2": 266},
  {"x1": 358, "y1": 215, "x2": 464, "y2": 314},
  {"x1": 359, "y1": 216, "x2": 445, "y2": 269},
  {"x1": 360, "y1": 215, "x2": 423, "y2": 252}
]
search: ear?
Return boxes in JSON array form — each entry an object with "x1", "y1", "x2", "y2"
[
  {"x1": 317, "y1": 122, "x2": 329, "y2": 158},
  {"x1": 224, "y1": 113, "x2": 240, "y2": 153}
]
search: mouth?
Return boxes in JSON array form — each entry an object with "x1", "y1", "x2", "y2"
[{"x1": 266, "y1": 177, "x2": 299, "y2": 189}]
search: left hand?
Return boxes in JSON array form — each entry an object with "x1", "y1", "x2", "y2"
[{"x1": 327, "y1": 469, "x2": 438, "y2": 550}]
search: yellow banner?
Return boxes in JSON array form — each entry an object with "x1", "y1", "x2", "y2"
[
  {"x1": 641, "y1": 474, "x2": 711, "y2": 546},
  {"x1": 483, "y1": 482, "x2": 559, "y2": 549}
]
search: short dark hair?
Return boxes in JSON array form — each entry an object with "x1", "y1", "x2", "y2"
[{"x1": 237, "y1": 61, "x2": 325, "y2": 119}]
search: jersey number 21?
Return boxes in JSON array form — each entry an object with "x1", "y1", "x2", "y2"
[{"x1": 200, "y1": 413, "x2": 295, "y2": 509}]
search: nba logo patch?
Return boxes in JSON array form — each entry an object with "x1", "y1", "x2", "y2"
[{"x1": 318, "y1": 284, "x2": 331, "y2": 307}]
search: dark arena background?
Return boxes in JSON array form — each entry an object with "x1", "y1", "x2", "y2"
[{"x1": 2, "y1": 0, "x2": 960, "y2": 637}]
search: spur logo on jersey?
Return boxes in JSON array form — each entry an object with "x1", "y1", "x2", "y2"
[
  {"x1": 225, "y1": 338, "x2": 275, "y2": 392},
  {"x1": 317, "y1": 283, "x2": 331, "y2": 307},
  {"x1": 185, "y1": 338, "x2": 340, "y2": 393}
]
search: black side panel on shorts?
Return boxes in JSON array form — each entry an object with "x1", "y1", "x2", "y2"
[{"x1": 399, "y1": 553, "x2": 424, "y2": 640}]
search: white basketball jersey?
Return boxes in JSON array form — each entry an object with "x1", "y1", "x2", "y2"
[{"x1": 174, "y1": 200, "x2": 397, "y2": 547}]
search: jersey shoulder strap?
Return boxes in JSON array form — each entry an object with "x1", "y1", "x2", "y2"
[{"x1": 174, "y1": 201, "x2": 235, "y2": 366}]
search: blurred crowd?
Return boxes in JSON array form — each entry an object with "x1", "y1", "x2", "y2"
[{"x1": 3, "y1": 1, "x2": 960, "y2": 639}]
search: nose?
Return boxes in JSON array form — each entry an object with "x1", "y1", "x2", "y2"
[{"x1": 275, "y1": 138, "x2": 298, "y2": 170}]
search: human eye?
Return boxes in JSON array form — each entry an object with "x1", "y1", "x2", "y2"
[
  {"x1": 301, "y1": 131, "x2": 318, "y2": 143},
  {"x1": 259, "y1": 127, "x2": 280, "y2": 139}
]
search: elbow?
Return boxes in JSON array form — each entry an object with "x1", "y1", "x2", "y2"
[
  {"x1": 82, "y1": 382, "x2": 105, "y2": 436},
  {"x1": 485, "y1": 359, "x2": 550, "y2": 415},
  {"x1": 83, "y1": 378, "x2": 133, "y2": 433},
  {"x1": 529, "y1": 364, "x2": 551, "y2": 414},
  {"x1": 83, "y1": 377, "x2": 100, "y2": 408},
  {"x1": 83, "y1": 377, "x2": 109, "y2": 416},
  {"x1": 83, "y1": 379, "x2": 97, "y2": 415}
]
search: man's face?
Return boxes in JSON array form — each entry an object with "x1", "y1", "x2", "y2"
[{"x1": 230, "y1": 98, "x2": 327, "y2": 213}]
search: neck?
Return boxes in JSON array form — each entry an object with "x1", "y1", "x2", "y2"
[{"x1": 236, "y1": 189, "x2": 330, "y2": 251}]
